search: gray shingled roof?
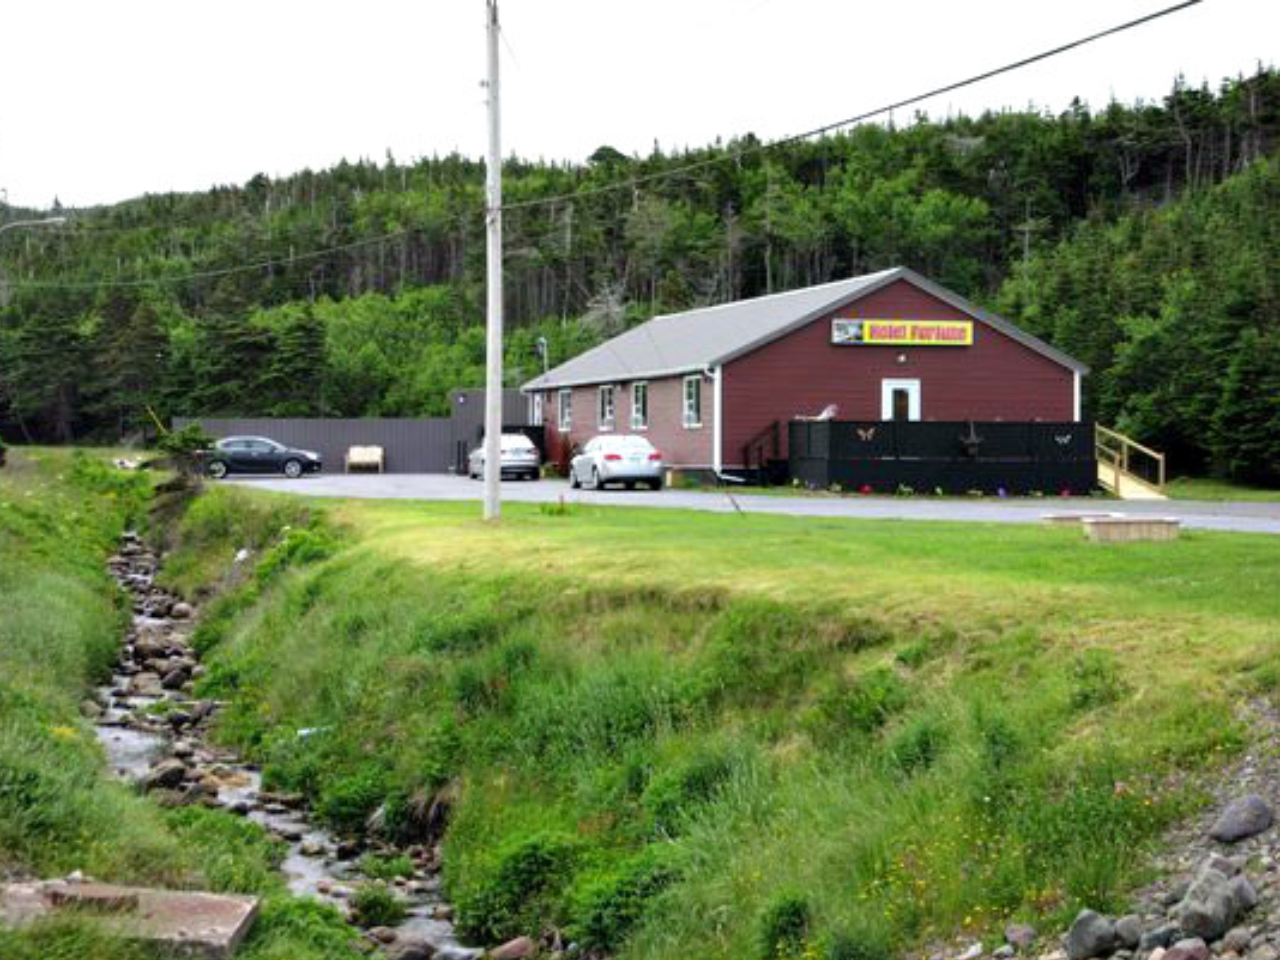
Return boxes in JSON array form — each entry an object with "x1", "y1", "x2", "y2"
[{"x1": 522, "y1": 267, "x2": 1086, "y2": 391}]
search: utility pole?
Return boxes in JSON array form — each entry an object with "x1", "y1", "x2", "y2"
[{"x1": 482, "y1": 0, "x2": 503, "y2": 520}]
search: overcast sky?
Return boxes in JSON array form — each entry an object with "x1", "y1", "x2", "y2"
[{"x1": 0, "y1": 0, "x2": 1272, "y2": 210}]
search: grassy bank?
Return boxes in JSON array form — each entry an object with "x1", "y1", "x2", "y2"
[
  {"x1": 1165, "y1": 476, "x2": 1280, "y2": 502},
  {"x1": 0, "y1": 450, "x2": 361, "y2": 960},
  {"x1": 178, "y1": 492, "x2": 1280, "y2": 959}
]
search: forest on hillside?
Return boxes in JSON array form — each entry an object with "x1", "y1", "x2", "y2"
[{"x1": 1, "y1": 69, "x2": 1278, "y2": 479}]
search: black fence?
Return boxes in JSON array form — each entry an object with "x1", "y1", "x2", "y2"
[{"x1": 789, "y1": 420, "x2": 1096, "y2": 495}]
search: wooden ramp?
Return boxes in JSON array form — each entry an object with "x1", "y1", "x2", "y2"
[{"x1": 1096, "y1": 425, "x2": 1168, "y2": 500}]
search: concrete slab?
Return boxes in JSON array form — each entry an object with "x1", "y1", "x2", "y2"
[
  {"x1": 1082, "y1": 517, "x2": 1182, "y2": 542},
  {"x1": 0, "y1": 880, "x2": 258, "y2": 959}
]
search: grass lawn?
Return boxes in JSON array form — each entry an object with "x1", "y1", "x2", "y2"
[
  {"x1": 179, "y1": 487, "x2": 1280, "y2": 960},
  {"x1": 1166, "y1": 476, "x2": 1280, "y2": 502}
]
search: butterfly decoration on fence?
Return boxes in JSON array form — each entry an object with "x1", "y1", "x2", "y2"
[
  {"x1": 1055, "y1": 433, "x2": 1074, "y2": 445},
  {"x1": 856, "y1": 427, "x2": 877, "y2": 442}
]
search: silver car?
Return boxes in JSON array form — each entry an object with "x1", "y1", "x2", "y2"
[
  {"x1": 468, "y1": 433, "x2": 542, "y2": 481},
  {"x1": 569, "y1": 435, "x2": 665, "y2": 490}
]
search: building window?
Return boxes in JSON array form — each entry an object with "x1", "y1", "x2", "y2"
[
  {"x1": 531, "y1": 393, "x2": 544, "y2": 427},
  {"x1": 598, "y1": 385, "x2": 616, "y2": 430},
  {"x1": 683, "y1": 375, "x2": 702, "y2": 428},
  {"x1": 631, "y1": 382, "x2": 648, "y2": 430},
  {"x1": 558, "y1": 388, "x2": 572, "y2": 430}
]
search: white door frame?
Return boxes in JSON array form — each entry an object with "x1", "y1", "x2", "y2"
[{"x1": 881, "y1": 378, "x2": 922, "y2": 421}]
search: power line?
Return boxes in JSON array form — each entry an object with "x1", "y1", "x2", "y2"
[
  {"x1": 0, "y1": 0, "x2": 1203, "y2": 293},
  {"x1": 498, "y1": 0, "x2": 1205, "y2": 212}
]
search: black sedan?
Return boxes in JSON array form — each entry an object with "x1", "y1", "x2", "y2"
[{"x1": 203, "y1": 436, "x2": 323, "y2": 479}]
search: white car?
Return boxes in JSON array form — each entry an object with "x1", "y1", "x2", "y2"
[
  {"x1": 570, "y1": 435, "x2": 665, "y2": 491},
  {"x1": 468, "y1": 433, "x2": 542, "y2": 481}
]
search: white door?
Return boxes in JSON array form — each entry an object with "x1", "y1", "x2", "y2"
[{"x1": 881, "y1": 379, "x2": 921, "y2": 422}]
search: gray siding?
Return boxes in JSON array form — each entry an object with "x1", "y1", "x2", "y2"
[{"x1": 176, "y1": 391, "x2": 532, "y2": 474}]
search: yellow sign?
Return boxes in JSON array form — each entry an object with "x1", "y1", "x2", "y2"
[{"x1": 831, "y1": 318, "x2": 973, "y2": 346}]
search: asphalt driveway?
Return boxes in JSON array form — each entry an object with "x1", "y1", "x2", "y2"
[{"x1": 225, "y1": 474, "x2": 1280, "y2": 536}]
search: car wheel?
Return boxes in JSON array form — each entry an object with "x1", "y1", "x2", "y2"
[
  {"x1": 207, "y1": 460, "x2": 228, "y2": 480},
  {"x1": 570, "y1": 469, "x2": 581, "y2": 489},
  {"x1": 592, "y1": 467, "x2": 604, "y2": 490},
  {"x1": 283, "y1": 459, "x2": 303, "y2": 479}
]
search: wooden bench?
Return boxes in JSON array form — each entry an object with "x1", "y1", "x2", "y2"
[
  {"x1": 1081, "y1": 516, "x2": 1181, "y2": 542},
  {"x1": 344, "y1": 446, "x2": 385, "y2": 473}
]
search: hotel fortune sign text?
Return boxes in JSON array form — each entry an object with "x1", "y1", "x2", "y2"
[{"x1": 831, "y1": 318, "x2": 973, "y2": 347}]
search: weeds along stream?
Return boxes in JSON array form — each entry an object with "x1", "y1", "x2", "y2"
[{"x1": 92, "y1": 528, "x2": 481, "y2": 960}]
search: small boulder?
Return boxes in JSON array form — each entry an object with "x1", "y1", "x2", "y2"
[
  {"x1": 1229, "y1": 875, "x2": 1258, "y2": 913},
  {"x1": 1066, "y1": 910, "x2": 1116, "y2": 960},
  {"x1": 142, "y1": 759, "x2": 187, "y2": 792},
  {"x1": 1223, "y1": 927, "x2": 1253, "y2": 954},
  {"x1": 386, "y1": 939, "x2": 436, "y2": 960},
  {"x1": 1209, "y1": 796, "x2": 1274, "y2": 844},
  {"x1": 1139, "y1": 925, "x2": 1179, "y2": 952},
  {"x1": 1249, "y1": 945, "x2": 1280, "y2": 960},
  {"x1": 1114, "y1": 916, "x2": 1141, "y2": 950},
  {"x1": 171, "y1": 601, "x2": 194, "y2": 619},
  {"x1": 1177, "y1": 867, "x2": 1237, "y2": 940},
  {"x1": 1164, "y1": 938, "x2": 1210, "y2": 960},
  {"x1": 368, "y1": 926, "x2": 398, "y2": 944},
  {"x1": 1005, "y1": 923, "x2": 1037, "y2": 951},
  {"x1": 489, "y1": 937, "x2": 535, "y2": 960},
  {"x1": 955, "y1": 944, "x2": 982, "y2": 960},
  {"x1": 161, "y1": 667, "x2": 189, "y2": 690}
]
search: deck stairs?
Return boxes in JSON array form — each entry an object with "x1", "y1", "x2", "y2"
[{"x1": 1096, "y1": 425, "x2": 1167, "y2": 500}]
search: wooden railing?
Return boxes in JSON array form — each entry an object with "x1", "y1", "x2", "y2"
[
  {"x1": 742, "y1": 420, "x2": 782, "y2": 483},
  {"x1": 1096, "y1": 424, "x2": 1166, "y2": 495}
]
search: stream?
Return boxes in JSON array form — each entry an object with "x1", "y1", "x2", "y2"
[{"x1": 90, "y1": 531, "x2": 481, "y2": 960}]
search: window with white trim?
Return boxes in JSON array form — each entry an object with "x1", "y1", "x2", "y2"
[
  {"x1": 631, "y1": 382, "x2": 648, "y2": 430},
  {"x1": 598, "y1": 385, "x2": 616, "y2": 429},
  {"x1": 558, "y1": 388, "x2": 572, "y2": 430},
  {"x1": 531, "y1": 393, "x2": 544, "y2": 426},
  {"x1": 683, "y1": 375, "x2": 703, "y2": 428}
]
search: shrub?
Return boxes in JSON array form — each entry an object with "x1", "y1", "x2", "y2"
[
  {"x1": 886, "y1": 713, "x2": 949, "y2": 775},
  {"x1": 315, "y1": 770, "x2": 388, "y2": 833},
  {"x1": 254, "y1": 526, "x2": 338, "y2": 587},
  {"x1": 455, "y1": 832, "x2": 579, "y2": 942},
  {"x1": 1070, "y1": 650, "x2": 1128, "y2": 711},
  {"x1": 814, "y1": 667, "x2": 910, "y2": 740},
  {"x1": 359, "y1": 852, "x2": 414, "y2": 881},
  {"x1": 757, "y1": 893, "x2": 810, "y2": 959},
  {"x1": 824, "y1": 921, "x2": 893, "y2": 960},
  {"x1": 571, "y1": 848, "x2": 679, "y2": 951},
  {"x1": 641, "y1": 746, "x2": 740, "y2": 836},
  {"x1": 350, "y1": 882, "x2": 407, "y2": 928}
]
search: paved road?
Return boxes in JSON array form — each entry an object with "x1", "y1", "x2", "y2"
[{"x1": 228, "y1": 474, "x2": 1280, "y2": 536}]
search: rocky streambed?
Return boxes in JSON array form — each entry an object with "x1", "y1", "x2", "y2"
[{"x1": 90, "y1": 531, "x2": 481, "y2": 960}]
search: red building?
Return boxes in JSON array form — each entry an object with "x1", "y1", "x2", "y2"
[{"x1": 522, "y1": 267, "x2": 1087, "y2": 477}]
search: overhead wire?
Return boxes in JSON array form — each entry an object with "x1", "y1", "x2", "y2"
[
  {"x1": 0, "y1": 0, "x2": 1204, "y2": 292},
  {"x1": 498, "y1": 0, "x2": 1205, "y2": 212}
]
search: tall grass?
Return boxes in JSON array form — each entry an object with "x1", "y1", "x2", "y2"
[
  {"x1": 176, "y1": 494, "x2": 1268, "y2": 959},
  {"x1": 0, "y1": 450, "x2": 361, "y2": 960}
]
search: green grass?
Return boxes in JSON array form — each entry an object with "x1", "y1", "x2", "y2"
[
  {"x1": 172, "y1": 491, "x2": 1280, "y2": 959},
  {"x1": 0, "y1": 450, "x2": 362, "y2": 960},
  {"x1": 1166, "y1": 476, "x2": 1280, "y2": 502}
]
